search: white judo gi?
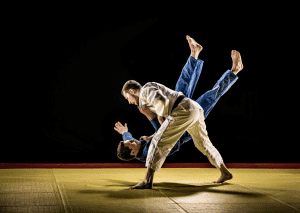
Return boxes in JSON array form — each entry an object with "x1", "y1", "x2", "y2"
[{"x1": 139, "y1": 82, "x2": 224, "y2": 171}]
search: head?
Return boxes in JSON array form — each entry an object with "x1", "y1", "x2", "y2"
[
  {"x1": 121, "y1": 80, "x2": 142, "y2": 106},
  {"x1": 117, "y1": 139, "x2": 141, "y2": 161}
]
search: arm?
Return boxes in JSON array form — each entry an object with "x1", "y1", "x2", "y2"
[
  {"x1": 138, "y1": 105, "x2": 163, "y2": 131},
  {"x1": 114, "y1": 121, "x2": 144, "y2": 142},
  {"x1": 137, "y1": 105, "x2": 156, "y2": 121},
  {"x1": 138, "y1": 105, "x2": 162, "y2": 140}
]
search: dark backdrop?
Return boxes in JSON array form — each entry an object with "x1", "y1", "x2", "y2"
[{"x1": 2, "y1": 6, "x2": 297, "y2": 164}]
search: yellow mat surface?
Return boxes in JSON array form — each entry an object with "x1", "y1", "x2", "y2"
[{"x1": 0, "y1": 168, "x2": 299, "y2": 212}]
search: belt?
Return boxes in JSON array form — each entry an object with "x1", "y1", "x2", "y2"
[{"x1": 171, "y1": 95, "x2": 185, "y2": 112}]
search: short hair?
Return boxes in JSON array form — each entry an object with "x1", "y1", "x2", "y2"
[
  {"x1": 121, "y1": 80, "x2": 142, "y2": 97},
  {"x1": 117, "y1": 141, "x2": 136, "y2": 161}
]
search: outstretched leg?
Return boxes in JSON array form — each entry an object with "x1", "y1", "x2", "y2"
[
  {"x1": 187, "y1": 109, "x2": 233, "y2": 184},
  {"x1": 175, "y1": 36, "x2": 204, "y2": 99},
  {"x1": 129, "y1": 167, "x2": 155, "y2": 189},
  {"x1": 196, "y1": 50, "x2": 244, "y2": 118}
]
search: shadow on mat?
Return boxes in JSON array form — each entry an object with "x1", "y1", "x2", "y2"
[{"x1": 78, "y1": 179, "x2": 265, "y2": 199}]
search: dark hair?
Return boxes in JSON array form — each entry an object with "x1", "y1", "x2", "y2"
[
  {"x1": 121, "y1": 80, "x2": 142, "y2": 97},
  {"x1": 117, "y1": 141, "x2": 136, "y2": 161}
]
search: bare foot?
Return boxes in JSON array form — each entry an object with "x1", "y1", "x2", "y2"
[
  {"x1": 186, "y1": 35, "x2": 203, "y2": 60},
  {"x1": 213, "y1": 172, "x2": 233, "y2": 183},
  {"x1": 129, "y1": 181, "x2": 153, "y2": 190},
  {"x1": 231, "y1": 50, "x2": 244, "y2": 75}
]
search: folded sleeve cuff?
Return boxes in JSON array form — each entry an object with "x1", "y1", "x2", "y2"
[{"x1": 122, "y1": 132, "x2": 134, "y2": 141}]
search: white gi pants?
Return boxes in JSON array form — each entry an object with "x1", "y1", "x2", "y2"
[{"x1": 146, "y1": 98, "x2": 224, "y2": 171}]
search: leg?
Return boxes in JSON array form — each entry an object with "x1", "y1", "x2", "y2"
[
  {"x1": 196, "y1": 70, "x2": 238, "y2": 119},
  {"x1": 129, "y1": 166, "x2": 155, "y2": 189},
  {"x1": 187, "y1": 109, "x2": 233, "y2": 183},
  {"x1": 180, "y1": 70, "x2": 238, "y2": 145},
  {"x1": 196, "y1": 50, "x2": 243, "y2": 118},
  {"x1": 175, "y1": 36, "x2": 203, "y2": 99},
  {"x1": 130, "y1": 107, "x2": 195, "y2": 189}
]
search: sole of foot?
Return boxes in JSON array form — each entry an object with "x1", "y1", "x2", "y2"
[
  {"x1": 186, "y1": 35, "x2": 203, "y2": 58},
  {"x1": 231, "y1": 50, "x2": 244, "y2": 75}
]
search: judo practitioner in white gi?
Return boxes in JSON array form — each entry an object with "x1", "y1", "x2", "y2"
[{"x1": 121, "y1": 36, "x2": 244, "y2": 189}]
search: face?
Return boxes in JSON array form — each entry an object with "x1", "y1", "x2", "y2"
[
  {"x1": 123, "y1": 139, "x2": 141, "y2": 156},
  {"x1": 124, "y1": 91, "x2": 139, "y2": 106}
]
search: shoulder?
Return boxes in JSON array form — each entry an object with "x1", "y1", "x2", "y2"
[
  {"x1": 142, "y1": 82, "x2": 170, "y2": 91},
  {"x1": 141, "y1": 82, "x2": 159, "y2": 94},
  {"x1": 143, "y1": 82, "x2": 159, "y2": 89}
]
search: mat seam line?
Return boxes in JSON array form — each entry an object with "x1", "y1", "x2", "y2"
[
  {"x1": 157, "y1": 189, "x2": 189, "y2": 213},
  {"x1": 233, "y1": 181, "x2": 300, "y2": 212},
  {"x1": 51, "y1": 170, "x2": 70, "y2": 213}
]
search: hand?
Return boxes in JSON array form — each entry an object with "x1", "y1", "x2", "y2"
[
  {"x1": 139, "y1": 135, "x2": 151, "y2": 142},
  {"x1": 114, "y1": 122, "x2": 128, "y2": 135},
  {"x1": 157, "y1": 115, "x2": 165, "y2": 125},
  {"x1": 138, "y1": 105, "x2": 156, "y2": 120}
]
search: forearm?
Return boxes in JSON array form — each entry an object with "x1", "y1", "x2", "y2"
[
  {"x1": 145, "y1": 113, "x2": 156, "y2": 121},
  {"x1": 150, "y1": 117, "x2": 161, "y2": 132}
]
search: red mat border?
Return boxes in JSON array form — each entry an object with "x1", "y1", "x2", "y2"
[{"x1": 0, "y1": 163, "x2": 299, "y2": 169}]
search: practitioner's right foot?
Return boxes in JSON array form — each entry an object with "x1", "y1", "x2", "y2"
[
  {"x1": 231, "y1": 50, "x2": 244, "y2": 75},
  {"x1": 213, "y1": 171, "x2": 233, "y2": 184},
  {"x1": 129, "y1": 180, "x2": 153, "y2": 190},
  {"x1": 213, "y1": 163, "x2": 233, "y2": 183},
  {"x1": 186, "y1": 35, "x2": 203, "y2": 60}
]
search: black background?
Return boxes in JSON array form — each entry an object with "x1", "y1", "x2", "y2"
[{"x1": 2, "y1": 4, "x2": 297, "y2": 164}]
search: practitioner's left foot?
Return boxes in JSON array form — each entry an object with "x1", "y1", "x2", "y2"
[{"x1": 129, "y1": 180, "x2": 153, "y2": 190}]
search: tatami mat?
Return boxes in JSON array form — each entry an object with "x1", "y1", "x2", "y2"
[{"x1": 0, "y1": 168, "x2": 299, "y2": 212}]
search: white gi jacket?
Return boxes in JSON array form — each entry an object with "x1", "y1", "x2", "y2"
[{"x1": 139, "y1": 82, "x2": 186, "y2": 117}]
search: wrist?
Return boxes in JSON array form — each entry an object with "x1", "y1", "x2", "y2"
[{"x1": 147, "y1": 115, "x2": 156, "y2": 121}]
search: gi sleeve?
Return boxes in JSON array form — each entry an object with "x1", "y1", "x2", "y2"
[{"x1": 122, "y1": 132, "x2": 139, "y2": 142}]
